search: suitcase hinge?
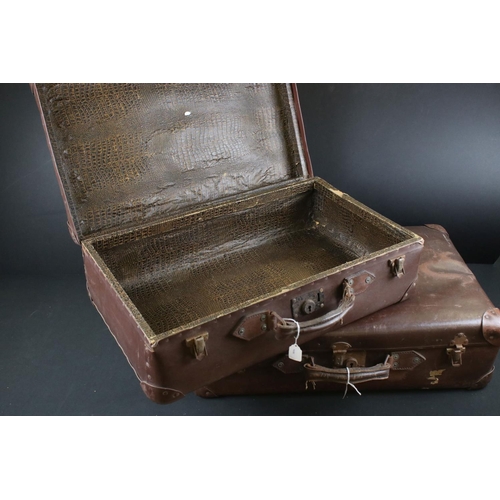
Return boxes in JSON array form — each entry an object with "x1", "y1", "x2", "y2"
[
  {"x1": 186, "y1": 332, "x2": 209, "y2": 360},
  {"x1": 389, "y1": 256, "x2": 406, "y2": 278},
  {"x1": 446, "y1": 333, "x2": 468, "y2": 367}
]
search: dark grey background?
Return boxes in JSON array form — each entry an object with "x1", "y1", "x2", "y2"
[
  {"x1": 298, "y1": 83, "x2": 500, "y2": 265},
  {"x1": 1, "y1": 83, "x2": 499, "y2": 415}
]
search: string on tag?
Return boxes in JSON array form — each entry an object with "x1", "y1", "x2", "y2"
[
  {"x1": 283, "y1": 318, "x2": 300, "y2": 344},
  {"x1": 283, "y1": 318, "x2": 302, "y2": 362},
  {"x1": 343, "y1": 366, "x2": 362, "y2": 399}
]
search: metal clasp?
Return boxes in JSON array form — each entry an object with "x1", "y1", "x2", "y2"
[
  {"x1": 332, "y1": 342, "x2": 351, "y2": 367},
  {"x1": 332, "y1": 342, "x2": 365, "y2": 368},
  {"x1": 186, "y1": 332, "x2": 209, "y2": 360},
  {"x1": 447, "y1": 333, "x2": 468, "y2": 367},
  {"x1": 389, "y1": 256, "x2": 406, "y2": 278}
]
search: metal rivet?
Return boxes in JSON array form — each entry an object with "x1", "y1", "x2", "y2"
[
  {"x1": 261, "y1": 314, "x2": 266, "y2": 321},
  {"x1": 413, "y1": 357, "x2": 420, "y2": 363},
  {"x1": 393, "y1": 354, "x2": 399, "y2": 360},
  {"x1": 277, "y1": 362, "x2": 284, "y2": 369},
  {"x1": 348, "y1": 279, "x2": 354, "y2": 286},
  {"x1": 320, "y1": 303, "x2": 324, "y2": 308},
  {"x1": 365, "y1": 276, "x2": 372, "y2": 283},
  {"x1": 394, "y1": 362, "x2": 399, "y2": 367},
  {"x1": 320, "y1": 288, "x2": 324, "y2": 293},
  {"x1": 238, "y1": 328, "x2": 245, "y2": 336},
  {"x1": 261, "y1": 324, "x2": 267, "y2": 331},
  {"x1": 485, "y1": 315, "x2": 490, "y2": 320}
]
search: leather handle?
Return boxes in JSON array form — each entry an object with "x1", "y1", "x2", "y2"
[
  {"x1": 272, "y1": 280, "x2": 355, "y2": 339},
  {"x1": 304, "y1": 355, "x2": 394, "y2": 385},
  {"x1": 233, "y1": 279, "x2": 356, "y2": 341}
]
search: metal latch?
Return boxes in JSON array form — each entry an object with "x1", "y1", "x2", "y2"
[
  {"x1": 447, "y1": 333, "x2": 468, "y2": 367},
  {"x1": 186, "y1": 332, "x2": 209, "y2": 360},
  {"x1": 332, "y1": 342, "x2": 351, "y2": 367},
  {"x1": 389, "y1": 256, "x2": 405, "y2": 278}
]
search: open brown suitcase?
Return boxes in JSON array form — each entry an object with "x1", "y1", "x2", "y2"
[
  {"x1": 33, "y1": 83, "x2": 423, "y2": 403},
  {"x1": 197, "y1": 225, "x2": 500, "y2": 398}
]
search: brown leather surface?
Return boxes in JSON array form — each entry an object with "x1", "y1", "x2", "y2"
[{"x1": 197, "y1": 226, "x2": 500, "y2": 397}]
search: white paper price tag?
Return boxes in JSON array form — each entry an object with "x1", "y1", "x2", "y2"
[{"x1": 288, "y1": 343, "x2": 303, "y2": 362}]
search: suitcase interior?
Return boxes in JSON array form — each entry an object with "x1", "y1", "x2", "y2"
[{"x1": 87, "y1": 178, "x2": 412, "y2": 339}]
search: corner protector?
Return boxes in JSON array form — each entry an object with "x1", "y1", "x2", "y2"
[
  {"x1": 483, "y1": 308, "x2": 500, "y2": 346},
  {"x1": 391, "y1": 350, "x2": 426, "y2": 370},
  {"x1": 424, "y1": 224, "x2": 449, "y2": 235},
  {"x1": 398, "y1": 279, "x2": 418, "y2": 303},
  {"x1": 468, "y1": 366, "x2": 495, "y2": 390},
  {"x1": 195, "y1": 387, "x2": 219, "y2": 398},
  {"x1": 273, "y1": 355, "x2": 307, "y2": 374},
  {"x1": 139, "y1": 382, "x2": 185, "y2": 404}
]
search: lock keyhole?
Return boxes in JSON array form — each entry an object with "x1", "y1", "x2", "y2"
[
  {"x1": 346, "y1": 357, "x2": 358, "y2": 368},
  {"x1": 301, "y1": 299, "x2": 317, "y2": 315}
]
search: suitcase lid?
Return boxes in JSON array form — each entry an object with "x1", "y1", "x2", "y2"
[{"x1": 33, "y1": 84, "x2": 312, "y2": 243}]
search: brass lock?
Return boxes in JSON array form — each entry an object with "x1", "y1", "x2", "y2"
[
  {"x1": 186, "y1": 332, "x2": 209, "y2": 360},
  {"x1": 291, "y1": 288, "x2": 324, "y2": 318},
  {"x1": 389, "y1": 256, "x2": 406, "y2": 278},
  {"x1": 447, "y1": 333, "x2": 468, "y2": 367},
  {"x1": 301, "y1": 299, "x2": 317, "y2": 315}
]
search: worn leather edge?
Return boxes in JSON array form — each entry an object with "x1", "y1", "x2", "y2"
[
  {"x1": 483, "y1": 308, "x2": 500, "y2": 346},
  {"x1": 424, "y1": 224, "x2": 449, "y2": 235},
  {"x1": 398, "y1": 279, "x2": 418, "y2": 303},
  {"x1": 290, "y1": 84, "x2": 313, "y2": 177},
  {"x1": 31, "y1": 84, "x2": 81, "y2": 244},
  {"x1": 195, "y1": 387, "x2": 219, "y2": 399},
  {"x1": 468, "y1": 365, "x2": 495, "y2": 390}
]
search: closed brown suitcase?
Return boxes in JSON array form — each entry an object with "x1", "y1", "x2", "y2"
[
  {"x1": 32, "y1": 83, "x2": 423, "y2": 403},
  {"x1": 197, "y1": 225, "x2": 500, "y2": 398}
]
